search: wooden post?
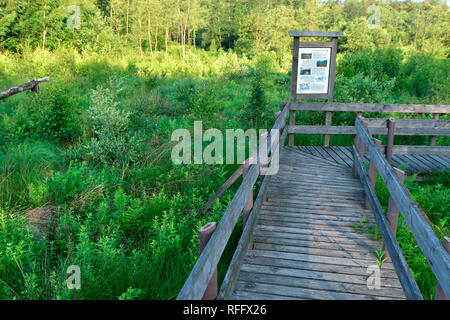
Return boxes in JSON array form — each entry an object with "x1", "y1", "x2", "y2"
[
  {"x1": 242, "y1": 158, "x2": 254, "y2": 228},
  {"x1": 386, "y1": 118, "x2": 395, "y2": 165},
  {"x1": 324, "y1": 111, "x2": 332, "y2": 147},
  {"x1": 199, "y1": 222, "x2": 217, "y2": 300},
  {"x1": 288, "y1": 110, "x2": 295, "y2": 147},
  {"x1": 365, "y1": 138, "x2": 382, "y2": 209},
  {"x1": 430, "y1": 113, "x2": 439, "y2": 146},
  {"x1": 259, "y1": 132, "x2": 269, "y2": 184},
  {"x1": 352, "y1": 134, "x2": 360, "y2": 177},
  {"x1": 353, "y1": 116, "x2": 366, "y2": 177},
  {"x1": 435, "y1": 237, "x2": 449, "y2": 300},
  {"x1": 383, "y1": 167, "x2": 405, "y2": 262},
  {"x1": 323, "y1": 36, "x2": 338, "y2": 148}
]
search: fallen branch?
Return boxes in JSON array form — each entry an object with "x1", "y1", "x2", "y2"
[{"x1": 0, "y1": 77, "x2": 50, "y2": 100}]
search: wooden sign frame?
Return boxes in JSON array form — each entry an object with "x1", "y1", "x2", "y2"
[{"x1": 289, "y1": 31, "x2": 344, "y2": 102}]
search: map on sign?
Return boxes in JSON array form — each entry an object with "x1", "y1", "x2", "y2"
[{"x1": 297, "y1": 47, "x2": 331, "y2": 94}]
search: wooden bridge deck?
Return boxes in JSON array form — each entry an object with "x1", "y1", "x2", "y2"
[
  {"x1": 296, "y1": 146, "x2": 449, "y2": 175},
  {"x1": 231, "y1": 146, "x2": 406, "y2": 300}
]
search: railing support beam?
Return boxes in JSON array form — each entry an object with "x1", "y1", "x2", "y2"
[
  {"x1": 383, "y1": 167, "x2": 405, "y2": 262},
  {"x1": 435, "y1": 237, "x2": 449, "y2": 300},
  {"x1": 199, "y1": 222, "x2": 217, "y2": 300},
  {"x1": 386, "y1": 118, "x2": 395, "y2": 165}
]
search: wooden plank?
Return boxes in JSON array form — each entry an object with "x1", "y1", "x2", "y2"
[
  {"x1": 422, "y1": 155, "x2": 448, "y2": 169},
  {"x1": 256, "y1": 225, "x2": 387, "y2": 247},
  {"x1": 238, "y1": 268, "x2": 405, "y2": 298},
  {"x1": 395, "y1": 155, "x2": 422, "y2": 173},
  {"x1": 253, "y1": 229, "x2": 381, "y2": 251},
  {"x1": 259, "y1": 208, "x2": 375, "y2": 225},
  {"x1": 273, "y1": 172, "x2": 363, "y2": 185},
  {"x1": 365, "y1": 118, "x2": 450, "y2": 130},
  {"x1": 267, "y1": 185, "x2": 365, "y2": 197},
  {"x1": 259, "y1": 209, "x2": 374, "y2": 224},
  {"x1": 289, "y1": 30, "x2": 345, "y2": 37},
  {"x1": 355, "y1": 120, "x2": 450, "y2": 298},
  {"x1": 252, "y1": 234, "x2": 377, "y2": 254},
  {"x1": 265, "y1": 191, "x2": 365, "y2": 202},
  {"x1": 327, "y1": 147, "x2": 353, "y2": 167},
  {"x1": 428, "y1": 155, "x2": 450, "y2": 168},
  {"x1": 234, "y1": 280, "x2": 396, "y2": 300},
  {"x1": 252, "y1": 243, "x2": 378, "y2": 262},
  {"x1": 261, "y1": 202, "x2": 371, "y2": 214},
  {"x1": 288, "y1": 125, "x2": 355, "y2": 135},
  {"x1": 232, "y1": 290, "x2": 298, "y2": 300},
  {"x1": 330, "y1": 146, "x2": 354, "y2": 167},
  {"x1": 402, "y1": 154, "x2": 431, "y2": 173},
  {"x1": 242, "y1": 255, "x2": 401, "y2": 280},
  {"x1": 283, "y1": 146, "x2": 347, "y2": 167},
  {"x1": 305, "y1": 145, "x2": 323, "y2": 157},
  {"x1": 253, "y1": 234, "x2": 377, "y2": 254},
  {"x1": 391, "y1": 145, "x2": 450, "y2": 156},
  {"x1": 288, "y1": 125, "x2": 450, "y2": 136},
  {"x1": 265, "y1": 197, "x2": 366, "y2": 209},
  {"x1": 413, "y1": 155, "x2": 441, "y2": 172},
  {"x1": 338, "y1": 146, "x2": 357, "y2": 164},
  {"x1": 290, "y1": 101, "x2": 450, "y2": 114},
  {"x1": 257, "y1": 215, "x2": 373, "y2": 232}
]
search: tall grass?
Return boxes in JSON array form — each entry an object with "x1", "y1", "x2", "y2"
[{"x1": 0, "y1": 142, "x2": 62, "y2": 209}]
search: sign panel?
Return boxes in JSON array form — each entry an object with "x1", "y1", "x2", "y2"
[{"x1": 296, "y1": 47, "x2": 331, "y2": 95}]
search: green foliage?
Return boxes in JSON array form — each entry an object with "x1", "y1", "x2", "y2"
[
  {"x1": 85, "y1": 76, "x2": 142, "y2": 171},
  {"x1": 395, "y1": 53, "x2": 449, "y2": 102},
  {"x1": 10, "y1": 84, "x2": 81, "y2": 144},
  {"x1": 374, "y1": 172, "x2": 449, "y2": 299},
  {"x1": 0, "y1": 141, "x2": 62, "y2": 208},
  {"x1": 0, "y1": 1, "x2": 448, "y2": 300}
]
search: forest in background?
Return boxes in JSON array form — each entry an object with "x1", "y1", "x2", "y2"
[{"x1": 0, "y1": 0, "x2": 448, "y2": 300}]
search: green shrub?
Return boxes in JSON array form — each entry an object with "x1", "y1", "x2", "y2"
[
  {"x1": 10, "y1": 84, "x2": 81, "y2": 145},
  {"x1": 85, "y1": 77, "x2": 143, "y2": 172}
]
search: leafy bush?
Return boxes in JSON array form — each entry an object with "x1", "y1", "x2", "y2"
[
  {"x1": 395, "y1": 53, "x2": 449, "y2": 102},
  {"x1": 85, "y1": 76, "x2": 143, "y2": 172},
  {"x1": 10, "y1": 84, "x2": 81, "y2": 145}
]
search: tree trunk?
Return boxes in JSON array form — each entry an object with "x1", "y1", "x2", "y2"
[
  {"x1": 165, "y1": 20, "x2": 169, "y2": 57},
  {"x1": 42, "y1": 28, "x2": 47, "y2": 50},
  {"x1": 138, "y1": 13, "x2": 143, "y2": 56},
  {"x1": 126, "y1": 0, "x2": 130, "y2": 43},
  {"x1": 147, "y1": 6, "x2": 153, "y2": 56}
]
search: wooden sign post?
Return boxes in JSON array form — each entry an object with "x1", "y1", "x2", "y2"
[{"x1": 289, "y1": 31, "x2": 344, "y2": 147}]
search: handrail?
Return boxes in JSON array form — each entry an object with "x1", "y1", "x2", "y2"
[
  {"x1": 287, "y1": 101, "x2": 450, "y2": 148},
  {"x1": 354, "y1": 116, "x2": 450, "y2": 299},
  {"x1": 290, "y1": 101, "x2": 450, "y2": 113},
  {"x1": 177, "y1": 102, "x2": 289, "y2": 300}
]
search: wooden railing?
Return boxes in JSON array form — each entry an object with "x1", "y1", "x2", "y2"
[
  {"x1": 288, "y1": 101, "x2": 450, "y2": 149},
  {"x1": 353, "y1": 116, "x2": 450, "y2": 300},
  {"x1": 177, "y1": 102, "x2": 289, "y2": 300}
]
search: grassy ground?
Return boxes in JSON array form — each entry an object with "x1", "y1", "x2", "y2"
[{"x1": 0, "y1": 46, "x2": 448, "y2": 299}]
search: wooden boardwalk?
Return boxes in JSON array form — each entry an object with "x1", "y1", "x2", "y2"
[
  {"x1": 178, "y1": 102, "x2": 450, "y2": 301},
  {"x1": 231, "y1": 146, "x2": 405, "y2": 300},
  {"x1": 296, "y1": 146, "x2": 450, "y2": 175}
]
